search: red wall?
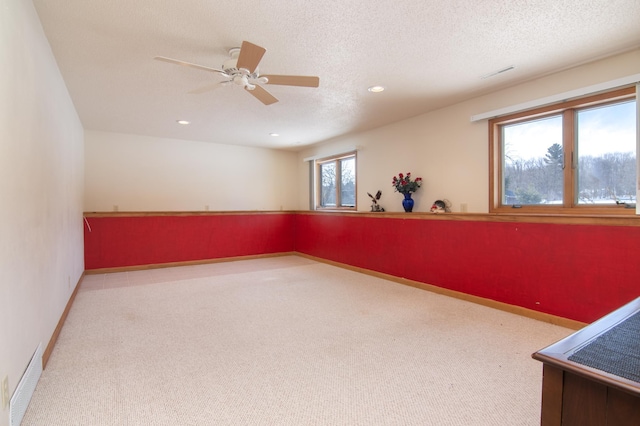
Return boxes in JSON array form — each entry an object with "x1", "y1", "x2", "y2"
[
  {"x1": 84, "y1": 213, "x2": 295, "y2": 270},
  {"x1": 84, "y1": 212, "x2": 640, "y2": 323},
  {"x1": 294, "y1": 214, "x2": 640, "y2": 324}
]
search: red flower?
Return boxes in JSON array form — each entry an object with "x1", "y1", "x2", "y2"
[{"x1": 392, "y1": 172, "x2": 423, "y2": 194}]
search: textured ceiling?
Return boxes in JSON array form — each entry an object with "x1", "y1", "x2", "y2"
[{"x1": 32, "y1": 0, "x2": 640, "y2": 150}]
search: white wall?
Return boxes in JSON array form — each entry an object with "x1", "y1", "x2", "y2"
[
  {"x1": 298, "y1": 49, "x2": 640, "y2": 213},
  {"x1": 0, "y1": 1, "x2": 84, "y2": 425},
  {"x1": 84, "y1": 131, "x2": 299, "y2": 212}
]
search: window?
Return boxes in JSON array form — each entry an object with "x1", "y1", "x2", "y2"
[
  {"x1": 316, "y1": 152, "x2": 356, "y2": 209},
  {"x1": 490, "y1": 87, "x2": 637, "y2": 214}
]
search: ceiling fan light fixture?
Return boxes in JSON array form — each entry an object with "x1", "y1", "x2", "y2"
[
  {"x1": 368, "y1": 85, "x2": 385, "y2": 93},
  {"x1": 232, "y1": 75, "x2": 247, "y2": 86}
]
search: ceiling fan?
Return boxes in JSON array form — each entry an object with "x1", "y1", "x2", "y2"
[{"x1": 154, "y1": 41, "x2": 319, "y2": 105}]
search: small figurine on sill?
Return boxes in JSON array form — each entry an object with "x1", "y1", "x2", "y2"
[
  {"x1": 430, "y1": 199, "x2": 451, "y2": 213},
  {"x1": 367, "y1": 190, "x2": 385, "y2": 212}
]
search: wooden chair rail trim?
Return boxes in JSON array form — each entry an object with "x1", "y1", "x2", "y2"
[{"x1": 84, "y1": 210, "x2": 640, "y2": 227}]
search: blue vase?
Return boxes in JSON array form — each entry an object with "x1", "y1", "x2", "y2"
[{"x1": 402, "y1": 192, "x2": 414, "y2": 212}]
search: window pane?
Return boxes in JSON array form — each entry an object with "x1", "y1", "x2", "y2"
[
  {"x1": 316, "y1": 153, "x2": 356, "y2": 210},
  {"x1": 320, "y1": 162, "x2": 336, "y2": 207},
  {"x1": 502, "y1": 115, "x2": 564, "y2": 205},
  {"x1": 340, "y1": 157, "x2": 356, "y2": 206},
  {"x1": 576, "y1": 100, "x2": 637, "y2": 205}
]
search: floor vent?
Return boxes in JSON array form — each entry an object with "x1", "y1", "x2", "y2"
[{"x1": 10, "y1": 343, "x2": 43, "y2": 426}]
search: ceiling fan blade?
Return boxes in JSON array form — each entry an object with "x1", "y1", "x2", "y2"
[
  {"x1": 263, "y1": 75, "x2": 320, "y2": 87},
  {"x1": 246, "y1": 85, "x2": 278, "y2": 105},
  {"x1": 154, "y1": 56, "x2": 225, "y2": 74},
  {"x1": 236, "y1": 41, "x2": 266, "y2": 73}
]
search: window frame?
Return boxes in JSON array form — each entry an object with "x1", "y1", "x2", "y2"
[
  {"x1": 489, "y1": 86, "x2": 636, "y2": 215},
  {"x1": 315, "y1": 152, "x2": 357, "y2": 211}
]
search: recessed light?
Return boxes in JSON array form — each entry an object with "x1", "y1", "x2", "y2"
[
  {"x1": 270, "y1": 133, "x2": 279, "y2": 137},
  {"x1": 368, "y1": 85, "x2": 385, "y2": 93},
  {"x1": 177, "y1": 120, "x2": 190, "y2": 125}
]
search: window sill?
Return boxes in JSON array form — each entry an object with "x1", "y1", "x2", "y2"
[{"x1": 490, "y1": 205, "x2": 637, "y2": 216}]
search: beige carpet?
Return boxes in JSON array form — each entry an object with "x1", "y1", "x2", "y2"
[{"x1": 22, "y1": 256, "x2": 571, "y2": 425}]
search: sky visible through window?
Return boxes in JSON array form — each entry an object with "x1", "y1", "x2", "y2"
[
  {"x1": 504, "y1": 100, "x2": 636, "y2": 161},
  {"x1": 578, "y1": 100, "x2": 636, "y2": 156}
]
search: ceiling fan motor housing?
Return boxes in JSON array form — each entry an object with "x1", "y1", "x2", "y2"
[
  {"x1": 223, "y1": 56, "x2": 261, "y2": 85},
  {"x1": 222, "y1": 58, "x2": 238, "y2": 72}
]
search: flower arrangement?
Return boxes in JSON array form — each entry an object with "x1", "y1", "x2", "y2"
[{"x1": 392, "y1": 172, "x2": 422, "y2": 194}]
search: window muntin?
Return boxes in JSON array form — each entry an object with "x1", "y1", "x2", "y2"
[
  {"x1": 490, "y1": 87, "x2": 637, "y2": 214},
  {"x1": 316, "y1": 153, "x2": 356, "y2": 209}
]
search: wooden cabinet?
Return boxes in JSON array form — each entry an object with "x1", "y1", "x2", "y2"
[{"x1": 532, "y1": 298, "x2": 640, "y2": 426}]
